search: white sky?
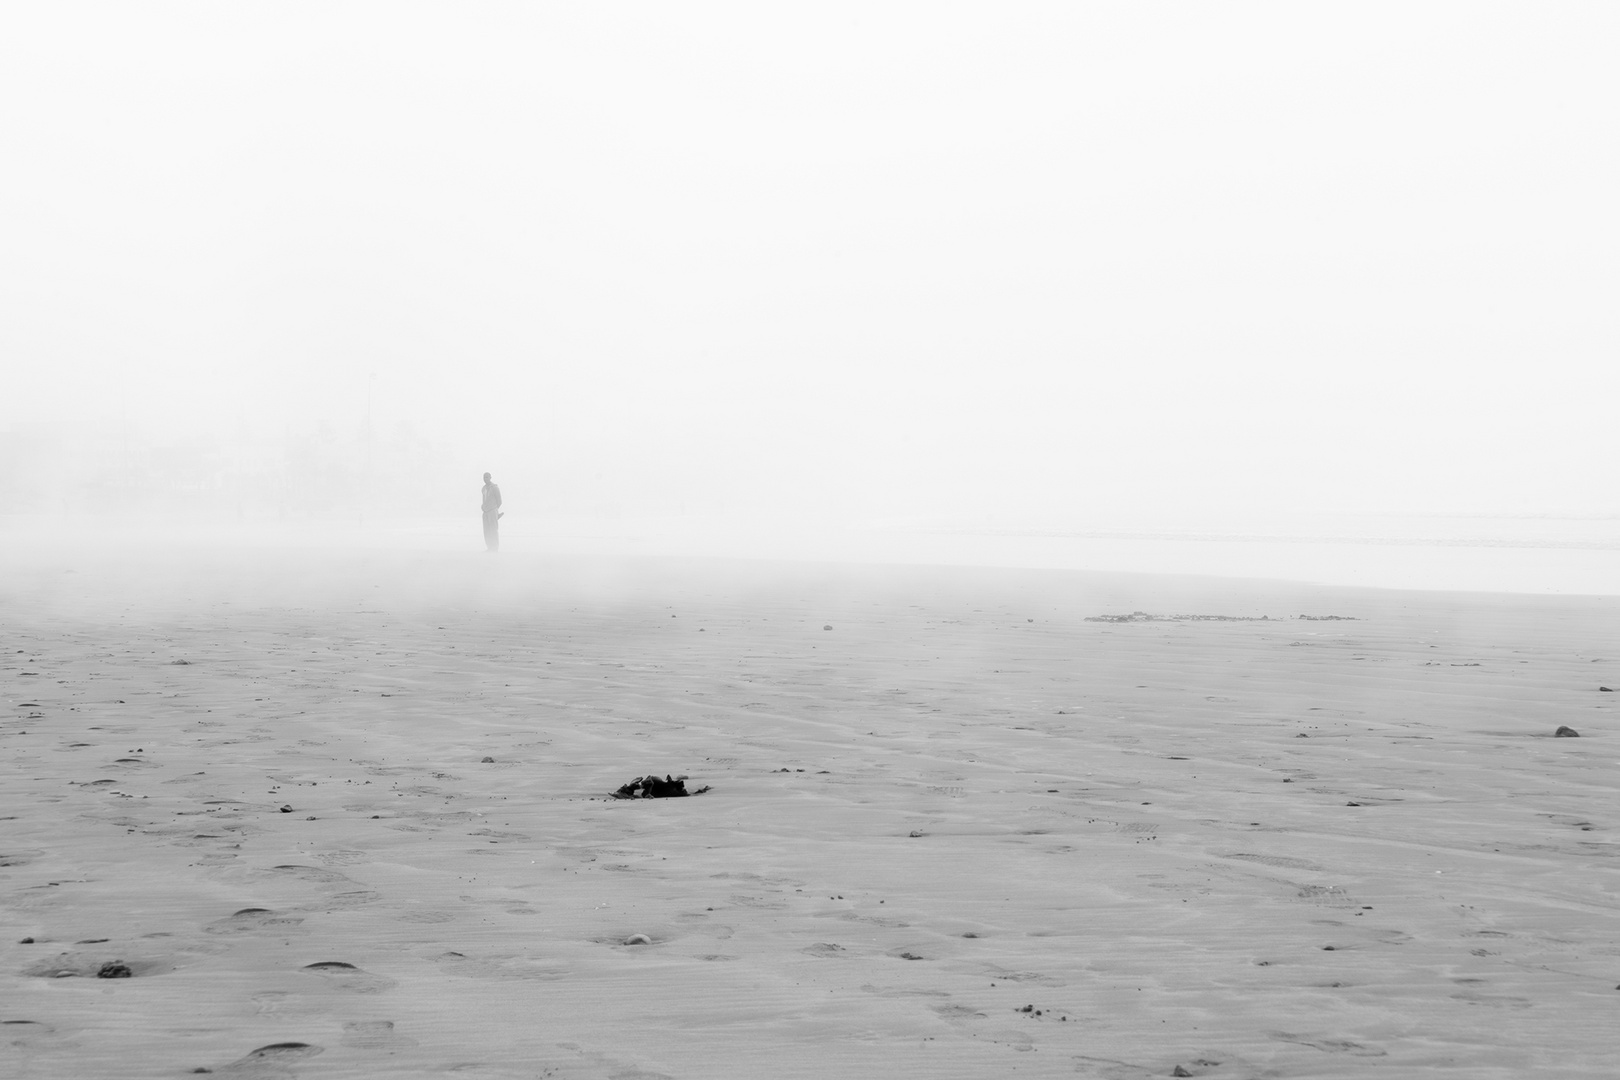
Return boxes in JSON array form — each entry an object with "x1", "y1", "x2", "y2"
[{"x1": 4, "y1": 2, "x2": 1616, "y2": 522}]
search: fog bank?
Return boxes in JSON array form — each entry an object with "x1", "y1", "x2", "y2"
[{"x1": 5, "y1": 4, "x2": 1617, "y2": 537}]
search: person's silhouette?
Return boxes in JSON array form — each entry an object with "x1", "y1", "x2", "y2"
[{"x1": 481, "y1": 472, "x2": 503, "y2": 552}]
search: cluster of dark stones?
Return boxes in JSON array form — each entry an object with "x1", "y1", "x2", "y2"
[{"x1": 613, "y1": 774, "x2": 711, "y2": 799}]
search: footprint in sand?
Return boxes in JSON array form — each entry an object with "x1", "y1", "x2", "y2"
[
  {"x1": 1222, "y1": 852, "x2": 1327, "y2": 872},
  {"x1": 555, "y1": 1043, "x2": 674, "y2": 1080},
  {"x1": 250, "y1": 865, "x2": 380, "y2": 911},
  {"x1": 986, "y1": 1028, "x2": 1035, "y2": 1052},
  {"x1": 930, "y1": 1000, "x2": 1037, "y2": 1053},
  {"x1": 22, "y1": 950, "x2": 176, "y2": 979},
  {"x1": 728, "y1": 894, "x2": 789, "y2": 910},
  {"x1": 1, "y1": 1019, "x2": 74, "y2": 1072},
  {"x1": 208, "y1": 1041, "x2": 324, "y2": 1075},
  {"x1": 340, "y1": 1019, "x2": 418, "y2": 1050},
  {"x1": 300, "y1": 961, "x2": 396, "y2": 994},
  {"x1": 429, "y1": 951, "x2": 504, "y2": 978},
  {"x1": 1271, "y1": 1032, "x2": 1387, "y2": 1057},
  {"x1": 267, "y1": 864, "x2": 352, "y2": 885},
  {"x1": 427, "y1": 951, "x2": 570, "y2": 981},
  {"x1": 1, "y1": 1018, "x2": 59, "y2": 1045},
  {"x1": 977, "y1": 965, "x2": 1064, "y2": 986},
  {"x1": 250, "y1": 992, "x2": 305, "y2": 1017},
  {"x1": 395, "y1": 909, "x2": 457, "y2": 924},
  {"x1": 1295, "y1": 885, "x2": 1359, "y2": 908},
  {"x1": 205, "y1": 908, "x2": 305, "y2": 935},
  {"x1": 932, "y1": 1003, "x2": 988, "y2": 1021},
  {"x1": 297, "y1": 890, "x2": 383, "y2": 912}
]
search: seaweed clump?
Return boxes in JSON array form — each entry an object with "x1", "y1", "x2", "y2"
[{"x1": 613, "y1": 774, "x2": 711, "y2": 799}]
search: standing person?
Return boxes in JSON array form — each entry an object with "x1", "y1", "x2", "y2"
[{"x1": 481, "y1": 472, "x2": 503, "y2": 552}]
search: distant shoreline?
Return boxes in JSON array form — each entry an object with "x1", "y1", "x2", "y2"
[{"x1": 4, "y1": 511, "x2": 1618, "y2": 598}]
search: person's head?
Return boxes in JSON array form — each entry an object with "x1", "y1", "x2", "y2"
[{"x1": 483, "y1": 472, "x2": 492, "y2": 483}]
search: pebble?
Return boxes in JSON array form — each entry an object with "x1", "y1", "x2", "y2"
[
  {"x1": 481, "y1": 756, "x2": 495, "y2": 763},
  {"x1": 623, "y1": 934, "x2": 652, "y2": 946},
  {"x1": 97, "y1": 961, "x2": 132, "y2": 979},
  {"x1": 1554, "y1": 726, "x2": 1580, "y2": 737}
]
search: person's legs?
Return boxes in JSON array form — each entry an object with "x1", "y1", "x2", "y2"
[{"x1": 483, "y1": 512, "x2": 499, "y2": 552}]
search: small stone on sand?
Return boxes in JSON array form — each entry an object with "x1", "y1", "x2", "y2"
[
  {"x1": 96, "y1": 961, "x2": 132, "y2": 978},
  {"x1": 623, "y1": 933, "x2": 652, "y2": 945},
  {"x1": 1554, "y1": 726, "x2": 1580, "y2": 737},
  {"x1": 481, "y1": 756, "x2": 495, "y2": 763},
  {"x1": 823, "y1": 624, "x2": 833, "y2": 630}
]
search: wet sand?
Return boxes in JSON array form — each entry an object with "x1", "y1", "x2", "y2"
[{"x1": 2, "y1": 546, "x2": 1617, "y2": 1078}]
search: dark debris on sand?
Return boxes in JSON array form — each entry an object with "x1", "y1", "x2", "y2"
[{"x1": 613, "y1": 774, "x2": 711, "y2": 799}]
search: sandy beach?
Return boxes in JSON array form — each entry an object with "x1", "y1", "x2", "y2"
[{"x1": 3, "y1": 544, "x2": 1616, "y2": 1079}]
